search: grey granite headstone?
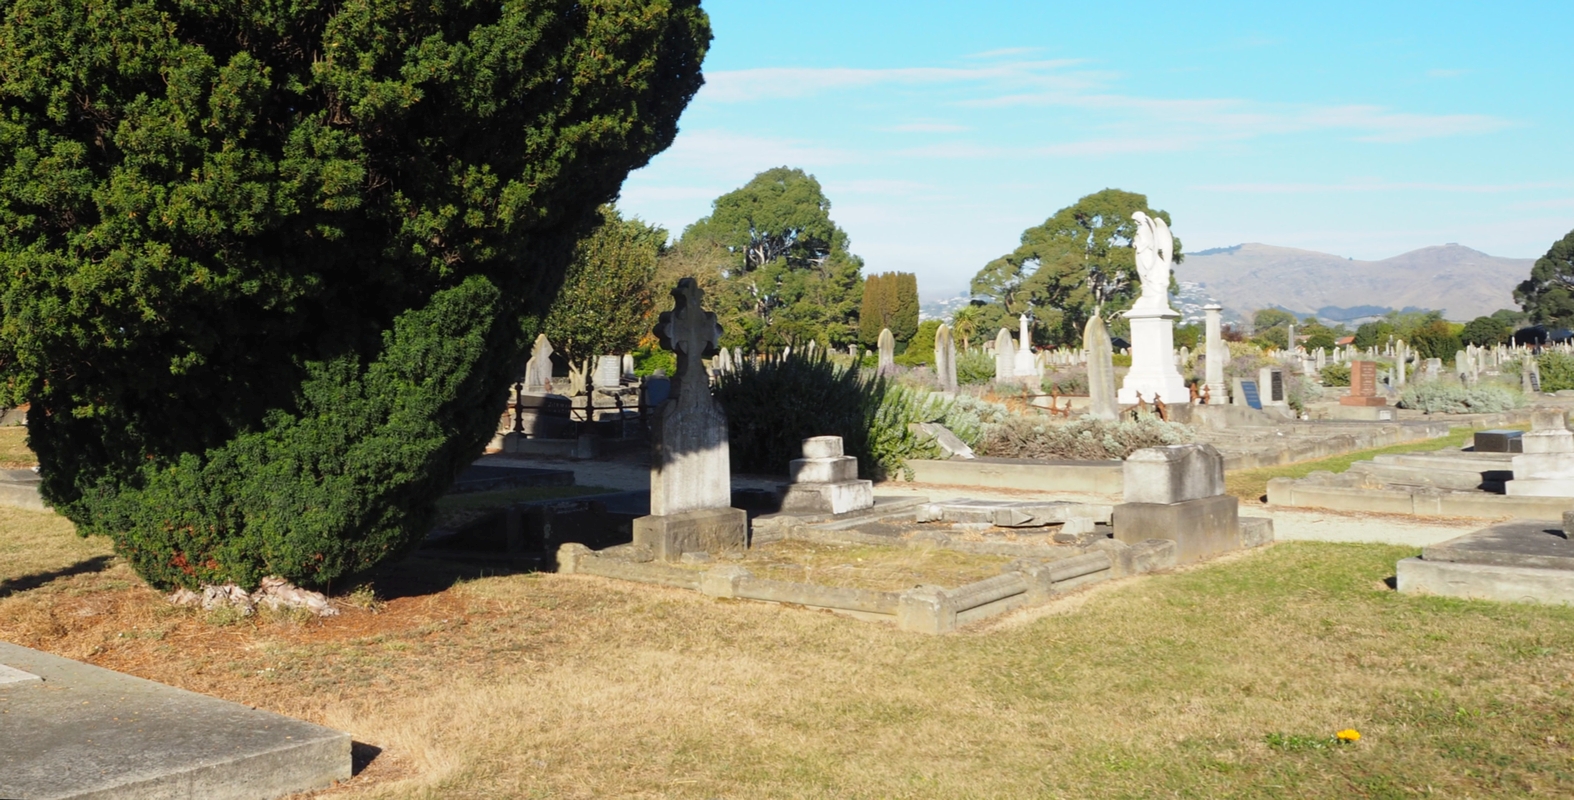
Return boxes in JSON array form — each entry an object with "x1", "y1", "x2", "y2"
[{"x1": 934, "y1": 323, "x2": 958, "y2": 392}]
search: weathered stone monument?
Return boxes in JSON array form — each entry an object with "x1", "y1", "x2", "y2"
[
  {"x1": 1112, "y1": 444, "x2": 1246, "y2": 564},
  {"x1": 633, "y1": 279, "x2": 747, "y2": 561},
  {"x1": 778, "y1": 436, "x2": 875, "y2": 515},
  {"x1": 1203, "y1": 303, "x2": 1228, "y2": 402},
  {"x1": 1257, "y1": 366, "x2": 1286, "y2": 407},
  {"x1": 1084, "y1": 313, "x2": 1118, "y2": 420},
  {"x1": 524, "y1": 333, "x2": 553, "y2": 392},
  {"x1": 1341, "y1": 360, "x2": 1387, "y2": 407},
  {"x1": 994, "y1": 327, "x2": 1015, "y2": 383},
  {"x1": 877, "y1": 327, "x2": 896, "y2": 373},
  {"x1": 1014, "y1": 313, "x2": 1038, "y2": 377},
  {"x1": 1117, "y1": 212, "x2": 1188, "y2": 404},
  {"x1": 594, "y1": 354, "x2": 622, "y2": 390},
  {"x1": 934, "y1": 322, "x2": 958, "y2": 392},
  {"x1": 1505, "y1": 409, "x2": 1574, "y2": 497}
]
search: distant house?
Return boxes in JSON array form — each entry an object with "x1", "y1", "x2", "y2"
[{"x1": 1335, "y1": 335, "x2": 1355, "y2": 346}]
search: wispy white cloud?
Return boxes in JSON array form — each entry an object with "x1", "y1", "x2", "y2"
[{"x1": 1193, "y1": 181, "x2": 1564, "y2": 194}]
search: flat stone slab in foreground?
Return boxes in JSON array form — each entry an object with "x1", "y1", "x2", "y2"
[
  {"x1": 1398, "y1": 520, "x2": 1574, "y2": 605},
  {"x1": 0, "y1": 640, "x2": 350, "y2": 800}
]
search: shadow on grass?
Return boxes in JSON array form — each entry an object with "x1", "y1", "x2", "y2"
[
  {"x1": 0, "y1": 555, "x2": 114, "y2": 599},
  {"x1": 351, "y1": 741, "x2": 383, "y2": 775},
  {"x1": 355, "y1": 552, "x2": 537, "y2": 602}
]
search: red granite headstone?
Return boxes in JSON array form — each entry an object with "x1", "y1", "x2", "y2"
[{"x1": 1340, "y1": 360, "x2": 1387, "y2": 406}]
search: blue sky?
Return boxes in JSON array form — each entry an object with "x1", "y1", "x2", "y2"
[{"x1": 618, "y1": 0, "x2": 1574, "y2": 299}]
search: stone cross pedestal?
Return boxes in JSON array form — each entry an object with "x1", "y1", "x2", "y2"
[
  {"x1": 1506, "y1": 409, "x2": 1574, "y2": 497},
  {"x1": 632, "y1": 279, "x2": 746, "y2": 561},
  {"x1": 778, "y1": 436, "x2": 874, "y2": 515}
]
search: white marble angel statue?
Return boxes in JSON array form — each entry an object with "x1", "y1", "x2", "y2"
[{"x1": 1130, "y1": 211, "x2": 1174, "y2": 312}]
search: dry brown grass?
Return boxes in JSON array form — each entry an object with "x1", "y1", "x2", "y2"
[
  {"x1": 678, "y1": 539, "x2": 1012, "y2": 592},
  {"x1": 4, "y1": 507, "x2": 1574, "y2": 798},
  {"x1": 0, "y1": 426, "x2": 35, "y2": 467}
]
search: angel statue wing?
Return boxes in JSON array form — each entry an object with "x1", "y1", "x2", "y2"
[{"x1": 1151, "y1": 214, "x2": 1173, "y2": 269}]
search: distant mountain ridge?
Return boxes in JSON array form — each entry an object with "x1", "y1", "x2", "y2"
[{"x1": 1175, "y1": 242, "x2": 1532, "y2": 322}]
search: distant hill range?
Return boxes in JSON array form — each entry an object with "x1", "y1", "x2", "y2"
[{"x1": 1177, "y1": 243, "x2": 1533, "y2": 323}]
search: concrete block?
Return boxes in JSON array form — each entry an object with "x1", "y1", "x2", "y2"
[
  {"x1": 555, "y1": 542, "x2": 592, "y2": 573},
  {"x1": 801, "y1": 435, "x2": 844, "y2": 459},
  {"x1": 778, "y1": 480, "x2": 874, "y2": 515},
  {"x1": 904, "y1": 458, "x2": 1124, "y2": 495},
  {"x1": 1530, "y1": 408, "x2": 1568, "y2": 431},
  {"x1": 788, "y1": 455, "x2": 858, "y2": 484},
  {"x1": 897, "y1": 586, "x2": 954, "y2": 634},
  {"x1": 699, "y1": 565, "x2": 750, "y2": 598},
  {"x1": 0, "y1": 641, "x2": 350, "y2": 800},
  {"x1": 1239, "y1": 516, "x2": 1275, "y2": 548},
  {"x1": 1112, "y1": 494, "x2": 1240, "y2": 565},
  {"x1": 1506, "y1": 478, "x2": 1574, "y2": 497},
  {"x1": 1125, "y1": 538, "x2": 1179, "y2": 575},
  {"x1": 1423, "y1": 521, "x2": 1574, "y2": 571},
  {"x1": 1397, "y1": 557, "x2": 1574, "y2": 605},
  {"x1": 632, "y1": 507, "x2": 747, "y2": 562},
  {"x1": 1122, "y1": 444, "x2": 1225, "y2": 505},
  {"x1": 1522, "y1": 429, "x2": 1574, "y2": 454}
]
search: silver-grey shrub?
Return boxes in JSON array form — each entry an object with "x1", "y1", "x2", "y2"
[
  {"x1": 975, "y1": 414, "x2": 1195, "y2": 461},
  {"x1": 1397, "y1": 382, "x2": 1525, "y2": 414}
]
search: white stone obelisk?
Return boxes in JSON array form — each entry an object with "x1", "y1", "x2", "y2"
[
  {"x1": 1014, "y1": 313, "x2": 1038, "y2": 377},
  {"x1": 1117, "y1": 212, "x2": 1189, "y2": 405}
]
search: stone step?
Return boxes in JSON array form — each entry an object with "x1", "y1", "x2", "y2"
[{"x1": 1346, "y1": 461, "x2": 1509, "y2": 492}]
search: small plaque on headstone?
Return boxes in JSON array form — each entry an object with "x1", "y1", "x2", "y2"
[
  {"x1": 1240, "y1": 379, "x2": 1262, "y2": 410},
  {"x1": 1270, "y1": 370, "x2": 1284, "y2": 402}
]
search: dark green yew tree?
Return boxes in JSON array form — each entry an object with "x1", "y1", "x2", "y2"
[
  {"x1": 1516, "y1": 228, "x2": 1574, "y2": 327},
  {"x1": 0, "y1": 0, "x2": 709, "y2": 590}
]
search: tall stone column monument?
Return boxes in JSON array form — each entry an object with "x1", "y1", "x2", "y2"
[
  {"x1": 1117, "y1": 212, "x2": 1189, "y2": 405},
  {"x1": 633, "y1": 279, "x2": 747, "y2": 561},
  {"x1": 1203, "y1": 304, "x2": 1228, "y2": 402}
]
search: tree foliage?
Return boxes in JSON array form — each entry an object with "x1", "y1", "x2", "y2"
[
  {"x1": 544, "y1": 205, "x2": 667, "y2": 364},
  {"x1": 1410, "y1": 320, "x2": 1463, "y2": 360},
  {"x1": 1253, "y1": 308, "x2": 1295, "y2": 332},
  {"x1": 859, "y1": 272, "x2": 918, "y2": 346},
  {"x1": 0, "y1": 0, "x2": 709, "y2": 590},
  {"x1": 969, "y1": 189, "x2": 1181, "y2": 345},
  {"x1": 1461, "y1": 315, "x2": 1512, "y2": 347},
  {"x1": 1515, "y1": 228, "x2": 1574, "y2": 326},
  {"x1": 678, "y1": 167, "x2": 863, "y2": 350}
]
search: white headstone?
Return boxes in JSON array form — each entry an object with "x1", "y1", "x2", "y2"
[
  {"x1": 1203, "y1": 304, "x2": 1227, "y2": 402},
  {"x1": 934, "y1": 323, "x2": 958, "y2": 392},
  {"x1": 994, "y1": 327, "x2": 1015, "y2": 383},
  {"x1": 524, "y1": 333, "x2": 553, "y2": 392},
  {"x1": 1117, "y1": 212, "x2": 1188, "y2": 404},
  {"x1": 877, "y1": 328, "x2": 895, "y2": 373}
]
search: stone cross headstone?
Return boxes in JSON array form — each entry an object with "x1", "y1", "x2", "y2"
[
  {"x1": 524, "y1": 333, "x2": 553, "y2": 392},
  {"x1": 993, "y1": 327, "x2": 1015, "y2": 383},
  {"x1": 934, "y1": 323, "x2": 958, "y2": 392},
  {"x1": 877, "y1": 328, "x2": 896, "y2": 373},
  {"x1": 1085, "y1": 314, "x2": 1118, "y2": 420},
  {"x1": 1203, "y1": 304, "x2": 1228, "y2": 403},
  {"x1": 632, "y1": 278, "x2": 746, "y2": 561}
]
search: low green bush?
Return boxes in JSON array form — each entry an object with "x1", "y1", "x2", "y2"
[
  {"x1": 1397, "y1": 382, "x2": 1525, "y2": 414},
  {"x1": 713, "y1": 351, "x2": 942, "y2": 480},
  {"x1": 1538, "y1": 352, "x2": 1574, "y2": 392},
  {"x1": 956, "y1": 350, "x2": 995, "y2": 385},
  {"x1": 1112, "y1": 354, "x2": 1132, "y2": 368},
  {"x1": 1320, "y1": 363, "x2": 1351, "y2": 387},
  {"x1": 974, "y1": 414, "x2": 1194, "y2": 460}
]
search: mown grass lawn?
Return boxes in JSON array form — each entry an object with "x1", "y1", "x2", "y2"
[{"x1": 4, "y1": 503, "x2": 1573, "y2": 798}]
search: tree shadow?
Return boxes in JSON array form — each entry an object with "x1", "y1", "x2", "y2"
[{"x1": 0, "y1": 555, "x2": 115, "y2": 599}]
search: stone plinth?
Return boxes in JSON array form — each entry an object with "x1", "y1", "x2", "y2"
[
  {"x1": 779, "y1": 435, "x2": 875, "y2": 516},
  {"x1": 1397, "y1": 520, "x2": 1574, "y2": 605},
  {"x1": 1203, "y1": 304, "x2": 1227, "y2": 401},
  {"x1": 1113, "y1": 495, "x2": 1240, "y2": 565},
  {"x1": 633, "y1": 507, "x2": 748, "y2": 561},
  {"x1": 1117, "y1": 308, "x2": 1189, "y2": 404},
  {"x1": 1122, "y1": 444, "x2": 1225, "y2": 505}
]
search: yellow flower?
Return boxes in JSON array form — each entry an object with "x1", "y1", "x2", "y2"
[{"x1": 1336, "y1": 729, "x2": 1361, "y2": 743}]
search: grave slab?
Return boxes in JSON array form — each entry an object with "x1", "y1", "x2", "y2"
[
  {"x1": 0, "y1": 640, "x2": 351, "y2": 800},
  {"x1": 1397, "y1": 557, "x2": 1574, "y2": 605},
  {"x1": 1421, "y1": 520, "x2": 1574, "y2": 571}
]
